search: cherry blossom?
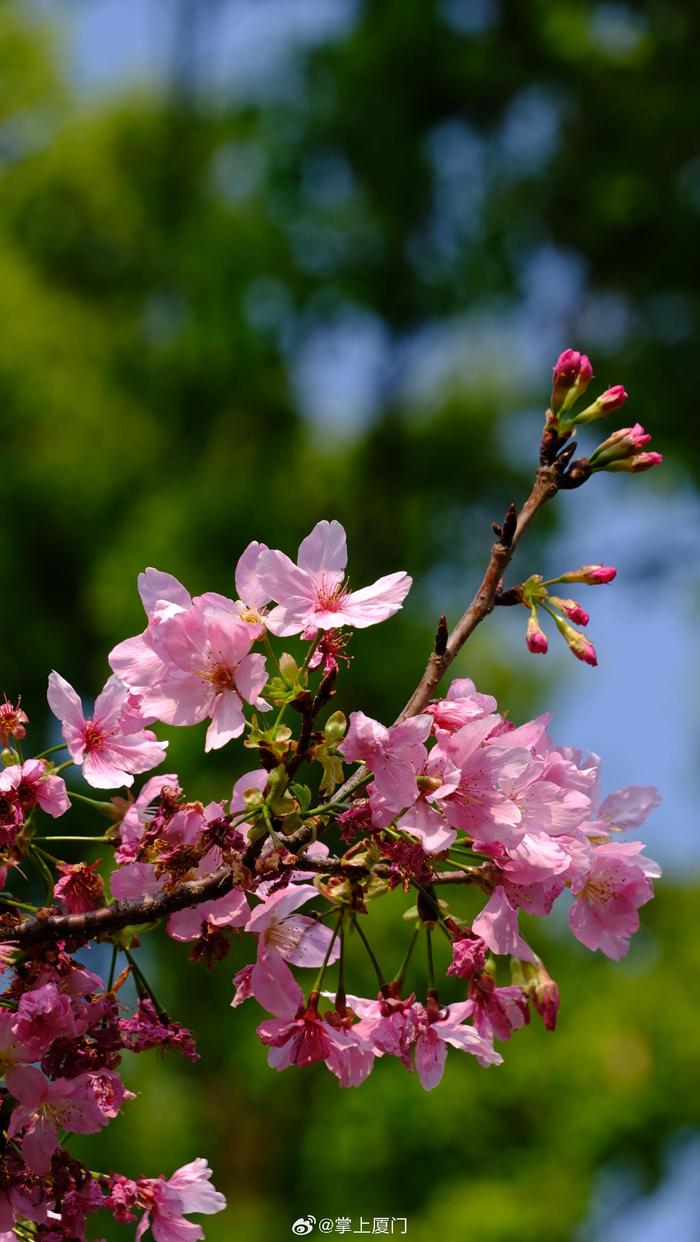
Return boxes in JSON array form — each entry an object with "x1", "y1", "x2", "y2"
[
  {"x1": 47, "y1": 672, "x2": 167, "y2": 789},
  {"x1": 256, "y1": 519, "x2": 412, "y2": 636}
]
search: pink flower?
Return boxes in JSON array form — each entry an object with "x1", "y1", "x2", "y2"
[
  {"x1": 0, "y1": 760, "x2": 69, "y2": 820},
  {"x1": 8, "y1": 1066, "x2": 129, "y2": 1174},
  {"x1": 593, "y1": 784, "x2": 661, "y2": 833},
  {"x1": 54, "y1": 860, "x2": 105, "y2": 913},
  {"x1": 350, "y1": 994, "x2": 501, "y2": 1086},
  {"x1": 109, "y1": 1159, "x2": 226, "y2": 1242},
  {"x1": 468, "y1": 975, "x2": 530, "y2": 1042},
  {"x1": 425, "y1": 678, "x2": 497, "y2": 734},
  {"x1": 166, "y1": 887, "x2": 250, "y2": 942},
  {"x1": 47, "y1": 673, "x2": 168, "y2": 789},
  {"x1": 233, "y1": 541, "x2": 271, "y2": 636},
  {"x1": 340, "y1": 711, "x2": 431, "y2": 814},
  {"x1": 12, "y1": 983, "x2": 79, "y2": 1057},
  {"x1": 135, "y1": 604, "x2": 268, "y2": 751},
  {"x1": 446, "y1": 931, "x2": 487, "y2": 981},
  {"x1": 568, "y1": 841, "x2": 661, "y2": 959},
  {"x1": 413, "y1": 1001, "x2": 502, "y2": 1089},
  {"x1": 257, "y1": 519, "x2": 412, "y2": 636},
  {"x1": 116, "y1": 773, "x2": 181, "y2": 862},
  {"x1": 0, "y1": 699, "x2": 28, "y2": 746},
  {"x1": 472, "y1": 888, "x2": 536, "y2": 962},
  {"x1": 245, "y1": 884, "x2": 340, "y2": 971},
  {"x1": 257, "y1": 1002, "x2": 375, "y2": 1087}
]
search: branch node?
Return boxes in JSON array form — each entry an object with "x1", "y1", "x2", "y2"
[{"x1": 434, "y1": 615, "x2": 448, "y2": 657}]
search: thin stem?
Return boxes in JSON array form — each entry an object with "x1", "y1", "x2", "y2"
[
  {"x1": 310, "y1": 915, "x2": 342, "y2": 997},
  {"x1": 35, "y1": 835, "x2": 112, "y2": 843},
  {"x1": 33, "y1": 743, "x2": 67, "y2": 761},
  {"x1": 353, "y1": 917, "x2": 386, "y2": 989},
  {"x1": 124, "y1": 949, "x2": 167, "y2": 1018},
  {"x1": 393, "y1": 928, "x2": 419, "y2": 991},
  {"x1": 107, "y1": 944, "x2": 119, "y2": 991},
  {"x1": 426, "y1": 927, "x2": 437, "y2": 993}
]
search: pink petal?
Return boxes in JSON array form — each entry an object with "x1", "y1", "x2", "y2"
[
  {"x1": 138, "y1": 568, "x2": 192, "y2": 613},
  {"x1": 257, "y1": 550, "x2": 317, "y2": 614},
  {"x1": 109, "y1": 634, "x2": 169, "y2": 689},
  {"x1": 337, "y1": 572, "x2": 412, "y2": 628},
  {"x1": 110, "y1": 862, "x2": 162, "y2": 901},
  {"x1": 235, "y1": 653, "x2": 268, "y2": 706},
  {"x1": 415, "y1": 1029, "x2": 448, "y2": 1090},
  {"x1": 205, "y1": 692, "x2": 245, "y2": 751},
  {"x1": 252, "y1": 945, "x2": 304, "y2": 1018},
  {"x1": 472, "y1": 888, "x2": 536, "y2": 962},
  {"x1": 22, "y1": 1116, "x2": 58, "y2": 1175},
  {"x1": 82, "y1": 751, "x2": 134, "y2": 790},
  {"x1": 47, "y1": 672, "x2": 84, "y2": 732},
  {"x1": 235, "y1": 541, "x2": 270, "y2": 611},
  {"x1": 297, "y1": 520, "x2": 347, "y2": 582}
]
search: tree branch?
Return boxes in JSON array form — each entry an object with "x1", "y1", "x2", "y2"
[
  {"x1": 0, "y1": 864, "x2": 235, "y2": 947},
  {"x1": 6, "y1": 462, "x2": 554, "y2": 948}
]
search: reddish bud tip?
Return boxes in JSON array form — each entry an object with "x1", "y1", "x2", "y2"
[
  {"x1": 526, "y1": 612, "x2": 548, "y2": 655},
  {"x1": 551, "y1": 349, "x2": 594, "y2": 415}
]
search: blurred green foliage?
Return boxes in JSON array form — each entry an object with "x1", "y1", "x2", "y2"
[{"x1": 1, "y1": 2, "x2": 698, "y2": 1238}]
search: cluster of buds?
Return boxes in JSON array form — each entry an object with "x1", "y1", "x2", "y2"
[
  {"x1": 516, "y1": 565, "x2": 617, "y2": 666},
  {"x1": 541, "y1": 349, "x2": 662, "y2": 486}
]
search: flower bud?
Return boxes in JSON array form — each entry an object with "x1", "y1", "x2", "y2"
[
  {"x1": 550, "y1": 349, "x2": 593, "y2": 415},
  {"x1": 550, "y1": 565, "x2": 617, "y2": 586},
  {"x1": 552, "y1": 613, "x2": 597, "y2": 666},
  {"x1": 0, "y1": 699, "x2": 28, "y2": 747},
  {"x1": 605, "y1": 451, "x2": 664, "y2": 473},
  {"x1": 548, "y1": 596, "x2": 590, "y2": 627},
  {"x1": 573, "y1": 384, "x2": 628, "y2": 424},
  {"x1": 588, "y1": 423, "x2": 661, "y2": 472},
  {"x1": 525, "y1": 609, "x2": 548, "y2": 655}
]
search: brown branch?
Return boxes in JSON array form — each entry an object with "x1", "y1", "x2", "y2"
[
  {"x1": 397, "y1": 463, "x2": 558, "y2": 720},
  {"x1": 8, "y1": 458, "x2": 555, "y2": 949},
  {"x1": 0, "y1": 864, "x2": 235, "y2": 947}
]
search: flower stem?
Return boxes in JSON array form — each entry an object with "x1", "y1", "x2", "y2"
[
  {"x1": 33, "y1": 743, "x2": 67, "y2": 760},
  {"x1": 393, "y1": 928, "x2": 419, "y2": 992},
  {"x1": 310, "y1": 914, "x2": 342, "y2": 998},
  {"x1": 353, "y1": 917, "x2": 386, "y2": 990}
]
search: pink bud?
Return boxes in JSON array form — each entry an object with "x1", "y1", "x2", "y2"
[
  {"x1": 580, "y1": 565, "x2": 617, "y2": 584},
  {"x1": 606, "y1": 451, "x2": 663, "y2": 473},
  {"x1": 589, "y1": 424, "x2": 660, "y2": 471},
  {"x1": 553, "y1": 613, "x2": 598, "y2": 666},
  {"x1": 525, "y1": 612, "x2": 548, "y2": 655},
  {"x1": 599, "y1": 384, "x2": 628, "y2": 411},
  {"x1": 549, "y1": 596, "x2": 590, "y2": 627},
  {"x1": 573, "y1": 384, "x2": 629, "y2": 424},
  {"x1": 551, "y1": 349, "x2": 594, "y2": 415},
  {"x1": 547, "y1": 565, "x2": 617, "y2": 586}
]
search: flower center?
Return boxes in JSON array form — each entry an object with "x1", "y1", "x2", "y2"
[
  {"x1": 205, "y1": 661, "x2": 237, "y2": 693},
  {"x1": 83, "y1": 721, "x2": 105, "y2": 753}
]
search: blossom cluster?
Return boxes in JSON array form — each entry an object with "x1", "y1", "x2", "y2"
[{"x1": 0, "y1": 349, "x2": 662, "y2": 1240}]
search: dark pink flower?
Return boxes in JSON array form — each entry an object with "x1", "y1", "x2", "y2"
[
  {"x1": 54, "y1": 860, "x2": 105, "y2": 914},
  {"x1": 468, "y1": 975, "x2": 530, "y2": 1042}
]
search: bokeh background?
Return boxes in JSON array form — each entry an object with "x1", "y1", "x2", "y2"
[{"x1": 3, "y1": 1, "x2": 700, "y2": 1238}]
